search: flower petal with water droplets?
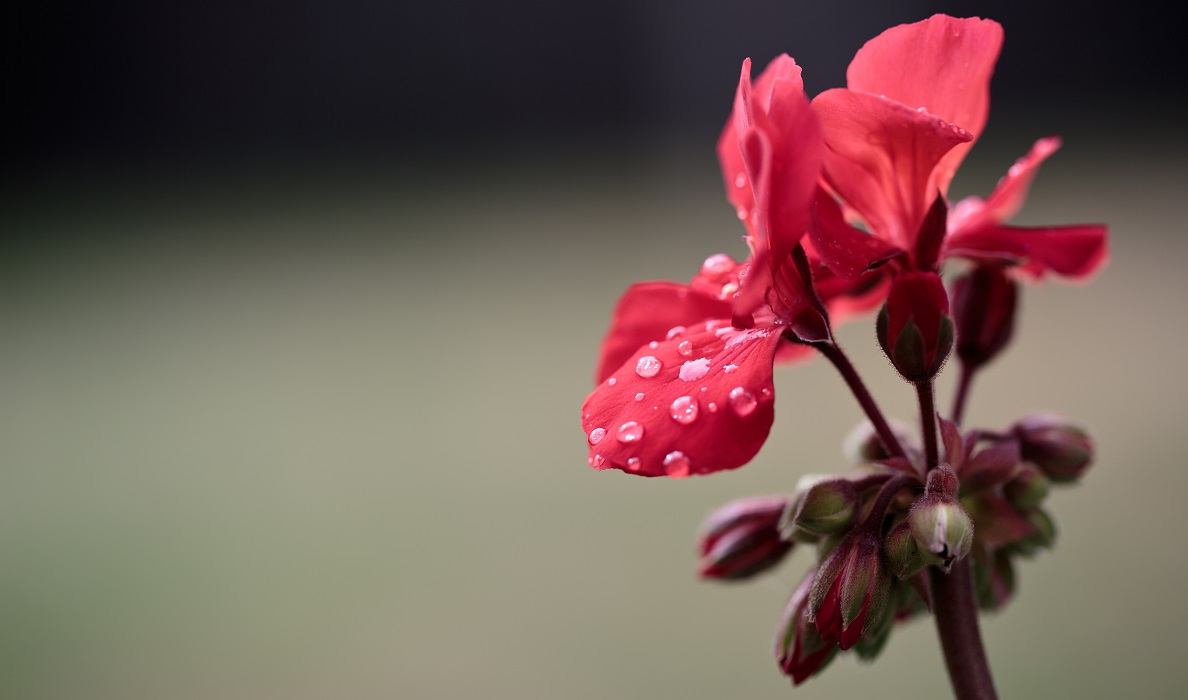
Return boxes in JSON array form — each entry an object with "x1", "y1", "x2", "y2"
[{"x1": 581, "y1": 325, "x2": 783, "y2": 477}]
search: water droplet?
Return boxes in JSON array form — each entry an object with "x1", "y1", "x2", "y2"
[
  {"x1": 666, "y1": 325, "x2": 686, "y2": 340},
  {"x1": 634, "y1": 392, "x2": 645, "y2": 402},
  {"x1": 723, "y1": 364, "x2": 739, "y2": 374},
  {"x1": 917, "y1": 106, "x2": 928, "y2": 113},
  {"x1": 663, "y1": 451, "x2": 691, "y2": 478},
  {"x1": 707, "y1": 402, "x2": 718, "y2": 413},
  {"x1": 704, "y1": 320, "x2": 725, "y2": 332},
  {"x1": 588, "y1": 427, "x2": 607, "y2": 445},
  {"x1": 736, "y1": 206, "x2": 748, "y2": 220},
  {"x1": 719, "y1": 282, "x2": 738, "y2": 299},
  {"x1": 589, "y1": 454, "x2": 606, "y2": 468},
  {"x1": 649, "y1": 341, "x2": 659, "y2": 349},
  {"x1": 760, "y1": 387, "x2": 772, "y2": 399},
  {"x1": 677, "y1": 340, "x2": 694, "y2": 357},
  {"x1": 616, "y1": 421, "x2": 644, "y2": 443},
  {"x1": 606, "y1": 377, "x2": 616, "y2": 386},
  {"x1": 701, "y1": 254, "x2": 734, "y2": 277},
  {"x1": 626, "y1": 457, "x2": 641, "y2": 472},
  {"x1": 635, "y1": 355, "x2": 662, "y2": 378},
  {"x1": 729, "y1": 387, "x2": 757, "y2": 416},
  {"x1": 669, "y1": 396, "x2": 699, "y2": 425},
  {"x1": 734, "y1": 173, "x2": 746, "y2": 188},
  {"x1": 679, "y1": 358, "x2": 710, "y2": 382}
]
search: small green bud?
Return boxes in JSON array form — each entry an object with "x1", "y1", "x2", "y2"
[
  {"x1": 1003, "y1": 464, "x2": 1050, "y2": 509},
  {"x1": 909, "y1": 496, "x2": 974, "y2": 572},
  {"x1": 883, "y1": 519, "x2": 928, "y2": 579},
  {"x1": 781, "y1": 475, "x2": 857, "y2": 537}
]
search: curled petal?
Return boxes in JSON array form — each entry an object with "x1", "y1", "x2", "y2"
[
  {"x1": 594, "y1": 282, "x2": 732, "y2": 385},
  {"x1": 581, "y1": 323, "x2": 783, "y2": 477},
  {"x1": 725, "y1": 56, "x2": 822, "y2": 318},
  {"x1": 946, "y1": 224, "x2": 1109, "y2": 280},
  {"x1": 847, "y1": 14, "x2": 1004, "y2": 193},
  {"x1": 949, "y1": 137, "x2": 1063, "y2": 237},
  {"x1": 814, "y1": 89, "x2": 971, "y2": 250}
]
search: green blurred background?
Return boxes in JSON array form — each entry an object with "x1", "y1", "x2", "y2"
[{"x1": 4, "y1": 2, "x2": 1187, "y2": 698}]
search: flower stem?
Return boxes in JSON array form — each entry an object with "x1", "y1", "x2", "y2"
[
  {"x1": 816, "y1": 341, "x2": 905, "y2": 458},
  {"x1": 951, "y1": 363, "x2": 975, "y2": 426},
  {"x1": 916, "y1": 380, "x2": 939, "y2": 470},
  {"x1": 930, "y1": 559, "x2": 999, "y2": 700}
]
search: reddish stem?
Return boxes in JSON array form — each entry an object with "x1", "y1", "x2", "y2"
[
  {"x1": 816, "y1": 341, "x2": 905, "y2": 459},
  {"x1": 951, "y1": 363, "x2": 975, "y2": 426},
  {"x1": 930, "y1": 559, "x2": 999, "y2": 700},
  {"x1": 916, "y1": 380, "x2": 939, "y2": 470}
]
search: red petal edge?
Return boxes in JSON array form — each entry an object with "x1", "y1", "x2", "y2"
[{"x1": 582, "y1": 322, "x2": 783, "y2": 477}]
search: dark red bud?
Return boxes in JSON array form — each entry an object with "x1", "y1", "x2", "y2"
[
  {"x1": 698, "y1": 496, "x2": 793, "y2": 580},
  {"x1": 877, "y1": 272, "x2": 953, "y2": 382},
  {"x1": 775, "y1": 569, "x2": 838, "y2": 685},
  {"x1": 953, "y1": 265, "x2": 1018, "y2": 369},
  {"x1": 1012, "y1": 414, "x2": 1095, "y2": 483}
]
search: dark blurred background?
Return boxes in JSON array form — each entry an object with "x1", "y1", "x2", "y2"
[{"x1": 3, "y1": 2, "x2": 1186, "y2": 699}]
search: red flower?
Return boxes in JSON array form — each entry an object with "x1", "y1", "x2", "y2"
[
  {"x1": 582, "y1": 59, "x2": 887, "y2": 478},
  {"x1": 807, "y1": 15, "x2": 1108, "y2": 281}
]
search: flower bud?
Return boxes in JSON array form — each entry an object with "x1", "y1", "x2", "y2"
[
  {"x1": 973, "y1": 550, "x2": 1016, "y2": 611},
  {"x1": 781, "y1": 475, "x2": 857, "y2": 537},
  {"x1": 842, "y1": 419, "x2": 914, "y2": 463},
  {"x1": 1003, "y1": 463, "x2": 1050, "y2": 509},
  {"x1": 775, "y1": 569, "x2": 838, "y2": 685},
  {"x1": 877, "y1": 271, "x2": 953, "y2": 382},
  {"x1": 1012, "y1": 414, "x2": 1095, "y2": 483},
  {"x1": 1008, "y1": 507, "x2": 1057, "y2": 558},
  {"x1": 698, "y1": 496, "x2": 792, "y2": 580},
  {"x1": 952, "y1": 264, "x2": 1018, "y2": 369},
  {"x1": 808, "y1": 530, "x2": 891, "y2": 650},
  {"x1": 909, "y1": 466, "x2": 973, "y2": 571},
  {"x1": 883, "y1": 519, "x2": 927, "y2": 580}
]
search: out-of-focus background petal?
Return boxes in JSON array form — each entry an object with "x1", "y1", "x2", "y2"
[{"x1": 3, "y1": 2, "x2": 1185, "y2": 698}]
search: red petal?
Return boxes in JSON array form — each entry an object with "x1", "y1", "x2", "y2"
[
  {"x1": 948, "y1": 137, "x2": 1063, "y2": 237},
  {"x1": 813, "y1": 89, "x2": 971, "y2": 251},
  {"x1": 808, "y1": 189, "x2": 903, "y2": 279},
  {"x1": 946, "y1": 224, "x2": 1109, "y2": 280},
  {"x1": 847, "y1": 15, "x2": 1004, "y2": 194},
  {"x1": 581, "y1": 323, "x2": 783, "y2": 477},
  {"x1": 594, "y1": 282, "x2": 733, "y2": 385},
  {"x1": 726, "y1": 57, "x2": 822, "y2": 317}
]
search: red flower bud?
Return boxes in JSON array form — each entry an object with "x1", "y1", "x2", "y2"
[
  {"x1": 698, "y1": 496, "x2": 792, "y2": 580},
  {"x1": 1012, "y1": 413, "x2": 1095, "y2": 483},
  {"x1": 877, "y1": 272, "x2": 953, "y2": 382},
  {"x1": 952, "y1": 264, "x2": 1018, "y2": 369},
  {"x1": 808, "y1": 530, "x2": 891, "y2": 650},
  {"x1": 775, "y1": 569, "x2": 838, "y2": 685}
]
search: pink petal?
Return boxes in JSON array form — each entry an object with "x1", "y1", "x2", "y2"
[
  {"x1": 593, "y1": 282, "x2": 732, "y2": 385},
  {"x1": 948, "y1": 137, "x2": 1063, "y2": 237},
  {"x1": 808, "y1": 189, "x2": 903, "y2": 279},
  {"x1": 813, "y1": 89, "x2": 971, "y2": 251},
  {"x1": 847, "y1": 15, "x2": 1004, "y2": 194},
  {"x1": 726, "y1": 57, "x2": 822, "y2": 317},
  {"x1": 581, "y1": 323, "x2": 783, "y2": 477},
  {"x1": 946, "y1": 224, "x2": 1109, "y2": 280}
]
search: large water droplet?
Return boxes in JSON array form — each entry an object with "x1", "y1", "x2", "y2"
[
  {"x1": 626, "y1": 457, "x2": 641, "y2": 472},
  {"x1": 634, "y1": 392, "x2": 646, "y2": 402},
  {"x1": 679, "y1": 358, "x2": 710, "y2": 382},
  {"x1": 669, "y1": 396, "x2": 699, "y2": 425},
  {"x1": 663, "y1": 451, "x2": 691, "y2": 478},
  {"x1": 616, "y1": 421, "x2": 644, "y2": 443},
  {"x1": 677, "y1": 340, "x2": 694, "y2": 357},
  {"x1": 588, "y1": 427, "x2": 607, "y2": 445},
  {"x1": 729, "y1": 387, "x2": 757, "y2": 417},
  {"x1": 701, "y1": 254, "x2": 734, "y2": 278},
  {"x1": 666, "y1": 325, "x2": 686, "y2": 340},
  {"x1": 635, "y1": 355, "x2": 662, "y2": 378}
]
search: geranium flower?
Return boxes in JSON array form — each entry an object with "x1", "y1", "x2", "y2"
[
  {"x1": 806, "y1": 15, "x2": 1108, "y2": 281},
  {"x1": 582, "y1": 58, "x2": 886, "y2": 478}
]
